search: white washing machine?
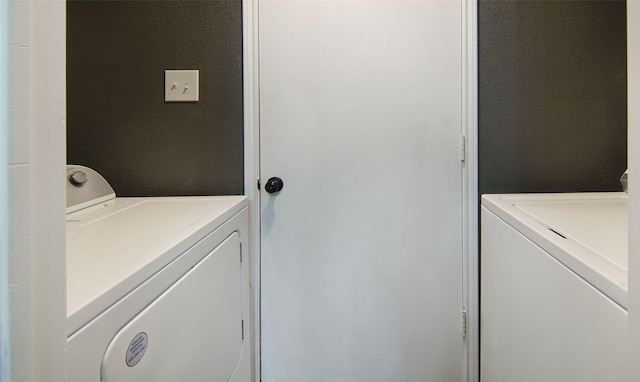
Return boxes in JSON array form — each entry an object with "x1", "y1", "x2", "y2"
[
  {"x1": 481, "y1": 192, "x2": 628, "y2": 382},
  {"x1": 65, "y1": 165, "x2": 251, "y2": 382}
]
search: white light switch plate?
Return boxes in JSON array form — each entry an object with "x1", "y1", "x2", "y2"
[{"x1": 165, "y1": 70, "x2": 199, "y2": 102}]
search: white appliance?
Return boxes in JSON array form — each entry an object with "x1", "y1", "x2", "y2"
[
  {"x1": 65, "y1": 165, "x2": 251, "y2": 382},
  {"x1": 481, "y1": 193, "x2": 628, "y2": 382}
]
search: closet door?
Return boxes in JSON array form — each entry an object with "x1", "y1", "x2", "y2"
[{"x1": 260, "y1": 1, "x2": 466, "y2": 380}]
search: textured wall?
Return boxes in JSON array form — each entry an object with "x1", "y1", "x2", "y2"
[
  {"x1": 479, "y1": 0, "x2": 627, "y2": 194},
  {"x1": 67, "y1": 0, "x2": 243, "y2": 196}
]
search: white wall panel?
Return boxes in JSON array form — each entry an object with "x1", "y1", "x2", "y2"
[{"x1": 6, "y1": 0, "x2": 66, "y2": 380}]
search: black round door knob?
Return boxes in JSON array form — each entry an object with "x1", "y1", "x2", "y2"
[{"x1": 265, "y1": 177, "x2": 284, "y2": 194}]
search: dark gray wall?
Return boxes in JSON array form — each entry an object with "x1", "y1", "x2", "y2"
[
  {"x1": 69, "y1": 1, "x2": 626, "y2": 196},
  {"x1": 67, "y1": 0, "x2": 243, "y2": 197},
  {"x1": 479, "y1": 0, "x2": 627, "y2": 194}
]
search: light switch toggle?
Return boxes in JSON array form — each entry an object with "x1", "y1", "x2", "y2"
[{"x1": 165, "y1": 70, "x2": 199, "y2": 102}]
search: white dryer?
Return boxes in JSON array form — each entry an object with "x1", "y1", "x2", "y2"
[
  {"x1": 481, "y1": 192, "x2": 628, "y2": 382},
  {"x1": 65, "y1": 165, "x2": 251, "y2": 382}
]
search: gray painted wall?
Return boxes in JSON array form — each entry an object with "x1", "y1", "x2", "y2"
[
  {"x1": 479, "y1": 0, "x2": 627, "y2": 194},
  {"x1": 67, "y1": 0, "x2": 243, "y2": 197}
]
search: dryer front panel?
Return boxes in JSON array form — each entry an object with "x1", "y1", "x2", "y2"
[{"x1": 101, "y1": 232, "x2": 243, "y2": 381}]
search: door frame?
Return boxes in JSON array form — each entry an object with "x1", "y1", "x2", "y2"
[
  {"x1": 242, "y1": 0, "x2": 262, "y2": 381},
  {"x1": 242, "y1": 1, "x2": 479, "y2": 381}
]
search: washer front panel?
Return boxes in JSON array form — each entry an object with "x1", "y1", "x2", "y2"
[{"x1": 481, "y1": 208, "x2": 627, "y2": 382}]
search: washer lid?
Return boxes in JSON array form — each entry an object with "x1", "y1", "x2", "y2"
[{"x1": 482, "y1": 192, "x2": 628, "y2": 309}]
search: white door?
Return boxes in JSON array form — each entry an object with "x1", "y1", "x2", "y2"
[{"x1": 259, "y1": 1, "x2": 465, "y2": 381}]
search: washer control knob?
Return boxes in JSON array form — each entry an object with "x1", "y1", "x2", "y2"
[{"x1": 70, "y1": 171, "x2": 88, "y2": 187}]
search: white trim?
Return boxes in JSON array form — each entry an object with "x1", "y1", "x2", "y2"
[
  {"x1": 0, "y1": 2, "x2": 10, "y2": 381},
  {"x1": 462, "y1": 1, "x2": 479, "y2": 381},
  {"x1": 242, "y1": 1, "x2": 261, "y2": 381},
  {"x1": 628, "y1": 0, "x2": 640, "y2": 380},
  {"x1": 29, "y1": 2, "x2": 67, "y2": 381}
]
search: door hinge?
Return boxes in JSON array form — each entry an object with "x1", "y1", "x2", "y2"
[
  {"x1": 240, "y1": 243, "x2": 243, "y2": 264},
  {"x1": 462, "y1": 309, "x2": 467, "y2": 338},
  {"x1": 460, "y1": 135, "x2": 466, "y2": 162},
  {"x1": 241, "y1": 319, "x2": 245, "y2": 341},
  {"x1": 257, "y1": 177, "x2": 261, "y2": 190}
]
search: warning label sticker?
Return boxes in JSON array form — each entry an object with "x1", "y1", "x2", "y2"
[{"x1": 126, "y1": 332, "x2": 148, "y2": 367}]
